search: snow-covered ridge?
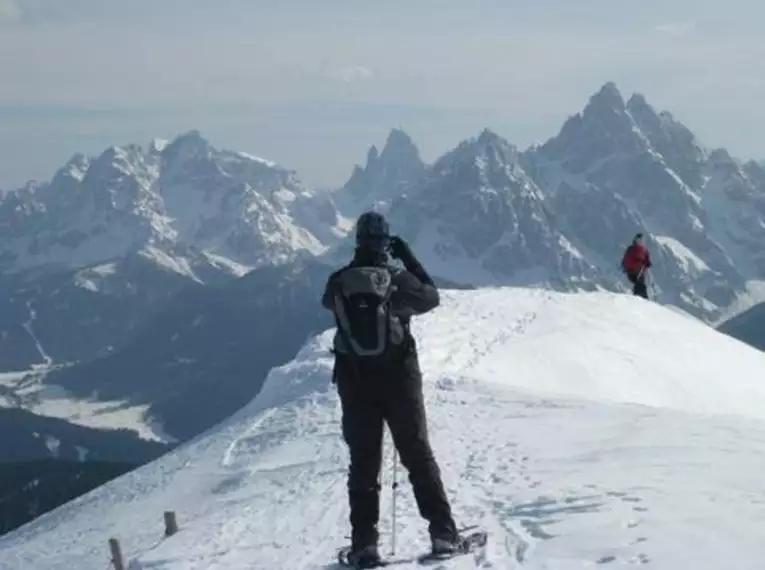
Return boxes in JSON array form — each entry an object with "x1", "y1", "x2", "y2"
[{"x1": 4, "y1": 288, "x2": 765, "y2": 569}]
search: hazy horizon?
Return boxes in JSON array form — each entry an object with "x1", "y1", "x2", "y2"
[{"x1": 2, "y1": 0, "x2": 764, "y2": 190}]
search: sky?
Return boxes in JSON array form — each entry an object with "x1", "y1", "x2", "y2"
[{"x1": 1, "y1": 0, "x2": 764, "y2": 190}]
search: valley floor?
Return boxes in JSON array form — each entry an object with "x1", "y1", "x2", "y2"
[{"x1": 0, "y1": 370, "x2": 175, "y2": 444}]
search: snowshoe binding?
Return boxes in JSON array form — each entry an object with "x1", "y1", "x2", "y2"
[
  {"x1": 338, "y1": 544, "x2": 386, "y2": 569},
  {"x1": 419, "y1": 528, "x2": 488, "y2": 564}
]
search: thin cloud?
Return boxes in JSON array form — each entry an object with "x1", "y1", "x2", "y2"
[
  {"x1": 1, "y1": 0, "x2": 764, "y2": 190},
  {"x1": 329, "y1": 65, "x2": 375, "y2": 84},
  {"x1": 654, "y1": 22, "x2": 696, "y2": 36}
]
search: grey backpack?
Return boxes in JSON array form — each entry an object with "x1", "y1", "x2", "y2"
[{"x1": 331, "y1": 266, "x2": 406, "y2": 359}]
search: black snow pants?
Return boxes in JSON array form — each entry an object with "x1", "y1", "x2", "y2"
[
  {"x1": 334, "y1": 347, "x2": 457, "y2": 549},
  {"x1": 627, "y1": 270, "x2": 649, "y2": 299}
]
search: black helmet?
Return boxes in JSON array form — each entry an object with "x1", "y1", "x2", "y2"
[{"x1": 355, "y1": 211, "x2": 390, "y2": 252}]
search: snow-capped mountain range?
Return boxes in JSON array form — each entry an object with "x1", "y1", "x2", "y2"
[
  {"x1": 2, "y1": 80, "x2": 765, "y2": 450},
  {"x1": 0, "y1": 129, "x2": 347, "y2": 377},
  {"x1": 0, "y1": 130, "x2": 330, "y2": 277},
  {"x1": 524, "y1": 83, "x2": 765, "y2": 319},
  {"x1": 376, "y1": 83, "x2": 765, "y2": 321},
  {"x1": 5, "y1": 84, "x2": 762, "y2": 326}
]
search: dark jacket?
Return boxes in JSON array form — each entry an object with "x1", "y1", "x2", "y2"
[{"x1": 326, "y1": 248, "x2": 457, "y2": 548}]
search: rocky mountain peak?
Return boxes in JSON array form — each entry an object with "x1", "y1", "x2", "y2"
[
  {"x1": 538, "y1": 82, "x2": 646, "y2": 170},
  {"x1": 627, "y1": 94, "x2": 705, "y2": 187},
  {"x1": 161, "y1": 130, "x2": 214, "y2": 168},
  {"x1": 587, "y1": 81, "x2": 627, "y2": 114},
  {"x1": 337, "y1": 128, "x2": 425, "y2": 215},
  {"x1": 743, "y1": 160, "x2": 765, "y2": 188},
  {"x1": 380, "y1": 128, "x2": 419, "y2": 160},
  {"x1": 366, "y1": 145, "x2": 379, "y2": 165},
  {"x1": 382, "y1": 128, "x2": 596, "y2": 287},
  {"x1": 0, "y1": 132, "x2": 330, "y2": 275}
]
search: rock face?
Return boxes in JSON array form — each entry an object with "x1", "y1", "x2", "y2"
[
  {"x1": 0, "y1": 130, "x2": 327, "y2": 275},
  {"x1": 384, "y1": 129, "x2": 602, "y2": 289},
  {"x1": 717, "y1": 302, "x2": 765, "y2": 351},
  {"x1": 0, "y1": 133, "x2": 338, "y2": 463},
  {"x1": 43, "y1": 258, "x2": 335, "y2": 441},
  {"x1": 325, "y1": 84, "x2": 765, "y2": 322},
  {"x1": 333, "y1": 128, "x2": 426, "y2": 217},
  {"x1": 520, "y1": 82, "x2": 764, "y2": 320}
]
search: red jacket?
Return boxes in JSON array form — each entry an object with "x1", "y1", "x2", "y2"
[{"x1": 622, "y1": 243, "x2": 652, "y2": 274}]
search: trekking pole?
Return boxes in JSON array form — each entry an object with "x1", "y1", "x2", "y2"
[{"x1": 391, "y1": 439, "x2": 399, "y2": 556}]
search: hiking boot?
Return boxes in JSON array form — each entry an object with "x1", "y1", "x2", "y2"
[
  {"x1": 346, "y1": 543, "x2": 382, "y2": 568},
  {"x1": 431, "y1": 532, "x2": 465, "y2": 556}
]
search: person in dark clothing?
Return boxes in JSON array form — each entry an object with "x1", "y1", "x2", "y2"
[
  {"x1": 621, "y1": 233, "x2": 652, "y2": 299},
  {"x1": 322, "y1": 211, "x2": 460, "y2": 568}
]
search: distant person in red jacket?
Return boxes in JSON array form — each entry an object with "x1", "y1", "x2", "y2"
[{"x1": 621, "y1": 233, "x2": 652, "y2": 299}]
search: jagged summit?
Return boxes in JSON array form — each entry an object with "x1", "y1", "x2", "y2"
[
  {"x1": 538, "y1": 83, "x2": 643, "y2": 170},
  {"x1": 385, "y1": 127, "x2": 596, "y2": 287},
  {"x1": 476, "y1": 127, "x2": 504, "y2": 143},
  {"x1": 366, "y1": 145, "x2": 379, "y2": 164},
  {"x1": 4, "y1": 83, "x2": 765, "y2": 325},
  {"x1": 335, "y1": 128, "x2": 426, "y2": 216},
  {"x1": 588, "y1": 81, "x2": 627, "y2": 112},
  {"x1": 159, "y1": 130, "x2": 218, "y2": 174},
  {"x1": 447, "y1": 128, "x2": 519, "y2": 164},
  {"x1": 0, "y1": 131, "x2": 328, "y2": 275},
  {"x1": 383, "y1": 127, "x2": 417, "y2": 150},
  {"x1": 522, "y1": 82, "x2": 765, "y2": 319}
]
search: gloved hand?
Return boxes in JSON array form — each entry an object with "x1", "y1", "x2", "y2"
[
  {"x1": 390, "y1": 235, "x2": 435, "y2": 286},
  {"x1": 389, "y1": 236, "x2": 415, "y2": 262}
]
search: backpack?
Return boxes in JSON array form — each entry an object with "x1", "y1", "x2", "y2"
[{"x1": 330, "y1": 266, "x2": 406, "y2": 360}]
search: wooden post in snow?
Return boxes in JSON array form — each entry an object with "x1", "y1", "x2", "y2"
[
  {"x1": 108, "y1": 538, "x2": 125, "y2": 570},
  {"x1": 164, "y1": 510, "x2": 179, "y2": 537}
]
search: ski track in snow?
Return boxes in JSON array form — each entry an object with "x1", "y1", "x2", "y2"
[
  {"x1": 3, "y1": 289, "x2": 765, "y2": 569},
  {"x1": 22, "y1": 300, "x2": 53, "y2": 368}
]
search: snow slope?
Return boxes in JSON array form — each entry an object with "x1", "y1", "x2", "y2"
[{"x1": 3, "y1": 289, "x2": 765, "y2": 569}]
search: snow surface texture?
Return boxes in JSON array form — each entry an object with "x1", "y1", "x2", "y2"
[{"x1": 3, "y1": 288, "x2": 765, "y2": 569}]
